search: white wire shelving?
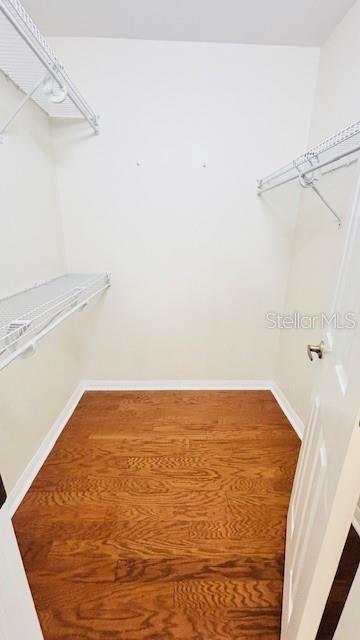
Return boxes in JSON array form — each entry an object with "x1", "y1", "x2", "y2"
[
  {"x1": 0, "y1": 273, "x2": 110, "y2": 371},
  {"x1": 0, "y1": 0, "x2": 99, "y2": 139},
  {"x1": 257, "y1": 120, "x2": 360, "y2": 228}
]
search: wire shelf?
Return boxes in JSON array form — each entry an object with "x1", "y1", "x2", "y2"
[
  {"x1": 0, "y1": 273, "x2": 110, "y2": 371},
  {"x1": 258, "y1": 120, "x2": 360, "y2": 194},
  {"x1": 0, "y1": 0, "x2": 98, "y2": 131}
]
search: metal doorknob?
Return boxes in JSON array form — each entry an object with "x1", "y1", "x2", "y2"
[{"x1": 307, "y1": 340, "x2": 325, "y2": 362}]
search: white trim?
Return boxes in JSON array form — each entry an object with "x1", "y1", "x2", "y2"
[
  {"x1": 353, "y1": 505, "x2": 360, "y2": 537},
  {"x1": 270, "y1": 382, "x2": 305, "y2": 440},
  {"x1": 83, "y1": 378, "x2": 272, "y2": 391},
  {"x1": 7, "y1": 378, "x2": 306, "y2": 518},
  {"x1": 0, "y1": 505, "x2": 43, "y2": 639},
  {"x1": 7, "y1": 382, "x2": 85, "y2": 517}
]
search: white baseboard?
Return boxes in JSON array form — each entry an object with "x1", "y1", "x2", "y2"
[
  {"x1": 7, "y1": 378, "x2": 305, "y2": 518},
  {"x1": 270, "y1": 382, "x2": 305, "y2": 440},
  {"x1": 7, "y1": 382, "x2": 85, "y2": 517},
  {"x1": 83, "y1": 379, "x2": 272, "y2": 391}
]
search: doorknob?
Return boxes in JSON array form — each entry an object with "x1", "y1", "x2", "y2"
[{"x1": 307, "y1": 340, "x2": 325, "y2": 362}]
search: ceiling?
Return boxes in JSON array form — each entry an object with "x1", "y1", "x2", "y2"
[{"x1": 24, "y1": 0, "x2": 355, "y2": 46}]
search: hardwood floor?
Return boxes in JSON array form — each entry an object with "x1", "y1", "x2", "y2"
[{"x1": 13, "y1": 391, "x2": 300, "y2": 640}]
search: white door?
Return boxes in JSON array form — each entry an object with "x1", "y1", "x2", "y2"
[
  {"x1": 0, "y1": 498, "x2": 43, "y2": 640},
  {"x1": 333, "y1": 564, "x2": 360, "y2": 639},
  {"x1": 281, "y1": 180, "x2": 360, "y2": 640}
]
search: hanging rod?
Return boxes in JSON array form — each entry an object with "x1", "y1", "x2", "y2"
[
  {"x1": 257, "y1": 120, "x2": 360, "y2": 228},
  {"x1": 0, "y1": 273, "x2": 110, "y2": 371},
  {"x1": 258, "y1": 120, "x2": 360, "y2": 194},
  {"x1": 321, "y1": 157, "x2": 358, "y2": 177},
  {"x1": 0, "y1": 0, "x2": 99, "y2": 135}
]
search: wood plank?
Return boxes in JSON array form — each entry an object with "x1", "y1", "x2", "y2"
[{"x1": 13, "y1": 390, "x2": 300, "y2": 639}]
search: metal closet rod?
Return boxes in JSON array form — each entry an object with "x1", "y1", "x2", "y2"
[
  {"x1": 0, "y1": 0, "x2": 98, "y2": 133},
  {"x1": 0, "y1": 286, "x2": 108, "y2": 371},
  {"x1": 0, "y1": 273, "x2": 111, "y2": 371},
  {"x1": 257, "y1": 144, "x2": 360, "y2": 195}
]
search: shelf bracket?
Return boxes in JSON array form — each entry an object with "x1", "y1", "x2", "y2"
[
  {"x1": 0, "y1": 71, "x2": 48, "y2": 142},
  {"x1": 295, "y1": 158, "x2": 342, "y2": 229},
  {"x1": 309, "y1": 184, "x2": 342, "y2": 229}
]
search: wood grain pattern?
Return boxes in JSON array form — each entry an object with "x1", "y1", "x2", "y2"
[{"x1": 13, "y1": 391, "x2": 300, "y2": 639}]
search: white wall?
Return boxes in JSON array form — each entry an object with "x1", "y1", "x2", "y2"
[
  {"x1": 0, "y1": 73, "x2": 81, "y2": 492},
  {"x1": 51, "y1": 38, "x2": 319, "y2": 381},
  {"x1": 275, "y1": 0, "x2": 360, "y2": 426},
  {"x1": 0, "y1": 36, "x2": 319, "y2": 496}
]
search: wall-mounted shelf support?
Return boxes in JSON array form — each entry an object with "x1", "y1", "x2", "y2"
[
  {"x1": 294, "y1": 158, "x2": 343, "y2": 228},
  {"x1": 0, "y1": 0, "x2": 99, "y2": 136},
  {"x1": 309, "y1": 184, "x2": 342, "y2": 228},
  {"x1": 0, "y1": 273, "x2": 110, "y2": 372},
  {"x1": 0, "y1": 71, "x2": 47, "y2": 141}
]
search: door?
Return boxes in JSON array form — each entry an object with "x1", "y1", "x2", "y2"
[
  {"x1": 281, "y1": 178, "x2": 360, "y2": 640},
  {"x1": 0, "y1": 475, "x2": 43, "y2": 640},
  {"x1": 333, "y1": 564, "x2": 360, "y2": 639}
]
